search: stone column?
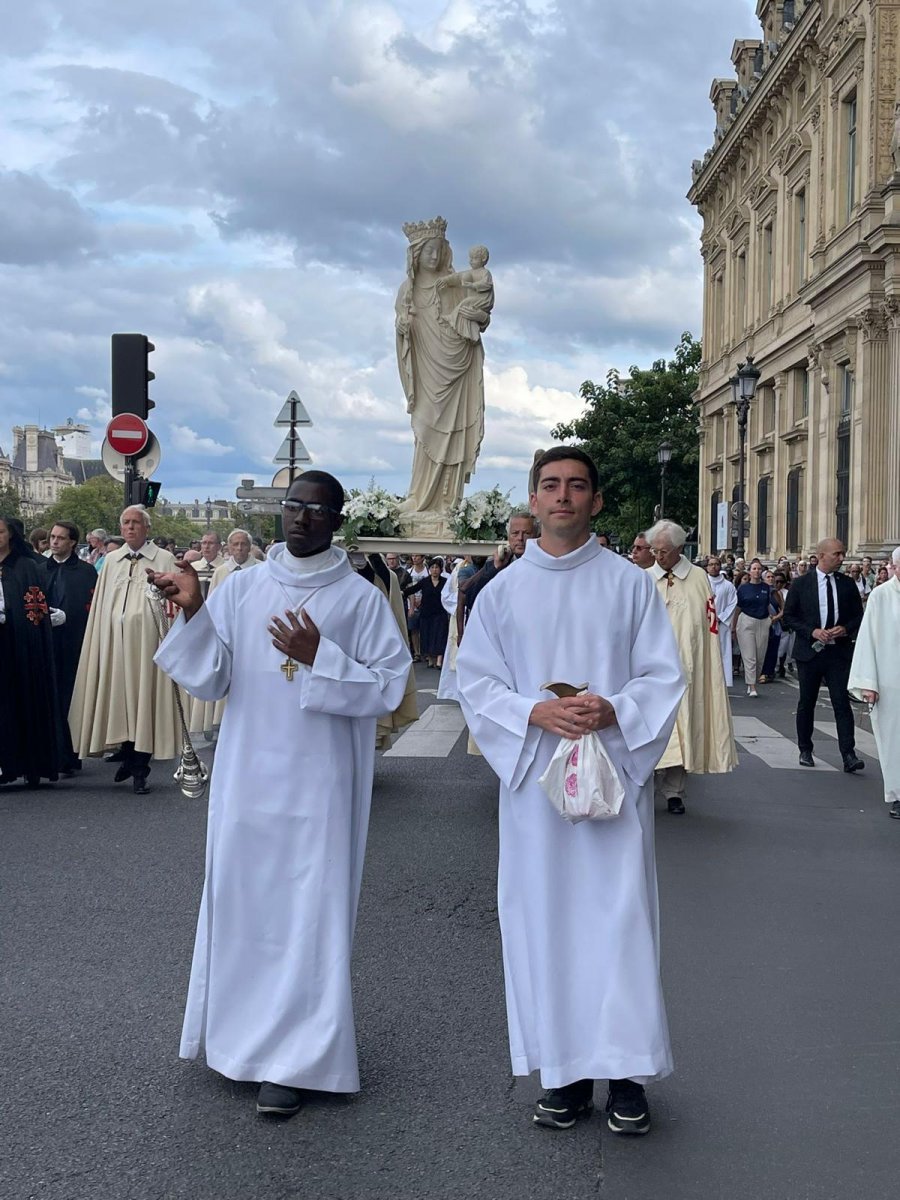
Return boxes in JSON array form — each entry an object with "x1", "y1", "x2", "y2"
[
  {"x1": 771, "y1": 372, "x2": 787, "y2": 555},
  {"x1": 804, "y1": 343, "x2": 825, "y2": 551},
  {"x1": 885, "y1": 296, "x2": 900, "y2": 545},
  {"x1": 857, "y1": 307, "x2": 891, "y2": 549}
]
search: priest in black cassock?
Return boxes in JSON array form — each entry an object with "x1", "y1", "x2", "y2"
[
  {"x1": 0, "y1": 515, "x2": 64, "y2": 787},
  {"x1": 45, "y1": 521, "x2": 97, "y2": 774}
]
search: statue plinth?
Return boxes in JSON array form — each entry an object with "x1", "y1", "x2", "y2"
[{"x1": 398, "y1": 510, "x2": 453, "y2": 541}]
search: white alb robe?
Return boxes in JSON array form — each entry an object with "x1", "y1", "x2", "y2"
[
  {"x1": 848, "y1": 576, "x2": 900, "y2": 804},
  {"x1": 436, "y1": 562, "x2": 462, "y2": 701},
  {"x1": 456, "y1": 537, "x2": 684, "y2": 1087},
  {"x1": 708, "y1": 572, "x2": 738, "y2": 686},
  {"x1": 154, "y1": 544, "x2": 411, "y2": 1091},
  {"x1": 188, "y1": 556, "x2": 259, "y2": 738}
]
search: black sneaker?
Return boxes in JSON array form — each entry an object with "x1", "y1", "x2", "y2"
[
  {"x1": 890, "y1": 801, "x2": 900, "y2": 820},
  {"x1": 533, "y1": 1079, "x2": 593, "y2": 1129},
  {"x1": 605, "y1": 1079, "x2": 650, "y2": 1135},
  {"x1": 256, "y1": 1081, "x2": 304, "y2": 1116}
]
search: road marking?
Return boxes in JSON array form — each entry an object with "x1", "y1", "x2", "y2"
[
  {"x1": 384, "y1": 703, "x2": 467, "y2": 757},
  {"x1": 814, "y1": 721, "x2": 879, "y2": 761},
  {"x1": 732, "y1": 715, "x2": 836, "y2": 771}
]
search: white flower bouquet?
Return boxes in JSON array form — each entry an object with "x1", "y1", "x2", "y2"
[
  {"x1": 341, "y1": 482, "x2": 403, "y2": 545},
  {"x1": 449, "y1": 486, "x2": 513, "y2": 541}
]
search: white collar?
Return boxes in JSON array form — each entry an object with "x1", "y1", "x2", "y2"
[{"x1": 650, "y1": 554, "x2": 692, "y2": 581}]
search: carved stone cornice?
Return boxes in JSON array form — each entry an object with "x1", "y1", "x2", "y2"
[{"x1": 688, "y1": 5, "x2": 821, "y2": 205}]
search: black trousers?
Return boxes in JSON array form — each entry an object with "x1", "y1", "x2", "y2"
[
  {"x1": 795, "y1": 653, "x2": 855, "y2": 756},
  {"x1": 121, "y1": 741, "x2": 151, "y2": 774}
]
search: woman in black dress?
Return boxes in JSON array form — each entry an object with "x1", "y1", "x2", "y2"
[
  {"x1": 403, "y1": 557, "x2": 450, "y2": 668},
  {"x1": 0, "y1": 515, "x2": 64, "y2": 786}
]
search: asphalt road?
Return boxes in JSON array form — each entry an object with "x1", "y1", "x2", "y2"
[{"x1": 3, "y1": 666, "x2": 899, "y2": 1200}]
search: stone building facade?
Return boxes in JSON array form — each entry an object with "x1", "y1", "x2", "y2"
[
  {"x1": 0, "y1": 426, "x2": 76, "y2": 523},
  {"x1": 688, "y1": 0, "x2": 900, "y2": 558}
]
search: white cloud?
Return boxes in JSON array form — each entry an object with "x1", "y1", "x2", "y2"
[
  {"x1": 0, "y1": 0, "x2": 757, "y2": 503},
  {"x1": 170, "y1": 424, "x2": 234, "y2": 456}
]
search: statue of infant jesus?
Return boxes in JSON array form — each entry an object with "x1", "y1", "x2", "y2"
[{"x1": 436, "y1": 245, "x2": 495, "y2": 343}]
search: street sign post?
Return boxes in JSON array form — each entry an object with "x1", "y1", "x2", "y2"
[
  {"x1": 106, "y1": 413, "x2": 149, "y2": 457},
  {"x1": 102, "y1": 431, "x2": 162, "y2": 483},
  {"x1": 274, "y1": 391, "x2": 312, "y2": 427},
  {"x1": 273, "y1": 391, "x2": 313, "y2": 483}
]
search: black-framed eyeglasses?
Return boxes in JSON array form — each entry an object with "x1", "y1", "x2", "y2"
[{"x1": 280, "y1": 499, "x2": 341, "y2": 518}]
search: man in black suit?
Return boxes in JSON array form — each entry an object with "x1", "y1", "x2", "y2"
[
  {"x1": 45, "y1": 521, "x2": 96, "y2": 775},
  {"x1": 782, "y1": 538, "x2": 864, "y2": 772}
]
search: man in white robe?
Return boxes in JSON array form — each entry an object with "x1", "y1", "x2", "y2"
[
  {"x1": 457, "y1": 447, "x2": 684, "y2": 1138},
  {"x1": 849, "y1": 547, "x2": 900, "y2": 817},
  {"x1": 706, "y1": 555, "x2": 737, "y2": 686},
  {"x1": 151, "y1": 471, "x2": 411, "y2": 1118},
  {"x1": 188, "y1": 529, "x2": 259, "y2": 741}
]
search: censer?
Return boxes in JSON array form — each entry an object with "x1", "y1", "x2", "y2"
[{"x1": 145, "y1": 581, "x2": 210, "y2": 799}]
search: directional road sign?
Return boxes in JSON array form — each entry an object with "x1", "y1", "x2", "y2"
[
  {"x1": 274, "y1": 391, "x2": 312, "y2": 427},
  {"x1": 106, "y1": 413, "x2": 149, "y2": 456},
  {"x1": 274, "y1": 435, "x2": 311, "y2": 464}
]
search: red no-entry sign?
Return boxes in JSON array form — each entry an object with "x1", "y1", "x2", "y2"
[{"x1": 106, "y1": 413, "x2": 149, "y2": 457}]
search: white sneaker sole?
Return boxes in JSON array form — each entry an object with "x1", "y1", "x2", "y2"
[{"x1": 607, "y1": 1113, "x2": 650, "y2": 1135}]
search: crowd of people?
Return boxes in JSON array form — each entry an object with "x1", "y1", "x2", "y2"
[{"x1": 3, "y1": 454, "x2": 899, "y2": 1140}]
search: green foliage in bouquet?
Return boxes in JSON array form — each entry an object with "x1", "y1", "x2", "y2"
[{"x1": 449, "y1": 486, "x2": 513, "y2": 541}]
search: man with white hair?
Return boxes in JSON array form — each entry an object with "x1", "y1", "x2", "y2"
[
  {"x1": 647, "y1": 520, "x2": 736, "y2": 814},
  {"x1": 69, "y1": 506, "x2": 182, "y2": 793},
  {"x1": 189, "y1": 531, "x2": 259, "y2": 740},
  {"x1": 849, "y1": 547, "x2": 900, "y2": 816},
  {"x1": 630, "y1": 532, "x2": 654, "y2": 569}
]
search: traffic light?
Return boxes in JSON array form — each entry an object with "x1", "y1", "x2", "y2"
[
  {"x1": 131, "y1": 479, "x2": 161, "y2": 508},
  {"x1": 111, "y1": 333, "x2": 155, "y2": 419}
]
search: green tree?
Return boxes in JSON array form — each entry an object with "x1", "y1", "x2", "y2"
[
  {"x1": 552, "y1": 332, "x2": 702, "y2": 545},
  {"x1": 0, "y1": 483, "x2": 22, "y2": 519},
  {"x1": 41, "y1": 475, "x2": 123, "y2": 540}
]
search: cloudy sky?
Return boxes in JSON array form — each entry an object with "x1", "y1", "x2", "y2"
[{"x1": 0, "y1": 0, "x2": 758, "y2": 505}]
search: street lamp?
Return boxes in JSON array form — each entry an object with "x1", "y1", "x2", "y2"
[
  {"x1": 205, "y1": 496, "x2": 213, "y2": 530},
  {"x1": 657, "y1": 440, "x2": 673, "y2": 519},
  {"x1": 729, "y1": 354, "x2": 762, "y2": 558}
]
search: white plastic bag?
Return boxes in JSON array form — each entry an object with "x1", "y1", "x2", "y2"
[{"x1": 538, "y1": 732, "x2": 626, "y2": 824}]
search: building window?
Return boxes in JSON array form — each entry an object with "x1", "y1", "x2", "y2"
[
  {"x1": 715, "y1": 411, "x2": 724, "y2": 458},
  {"x1": 844, "y1": 93, "x2": 858, "y2": 218},
  {"x1": 762, "y1": 386, "x2": 775, "y2": 435},
  {"x1": 710, "y1": 489, "x2": 722, "y2": 554},
  {"x1": 763, "y1": 221, "x2": 775, "y2": 312},
  {"x1": 786, "y1": 467, "x2": 803, "y2": 553},
  {"x1": 794, "y1": 190, "x2": 806, "y2": 289},
  {"x1": 737, "y1": 248, "x2": 747, "y2": 332},
  {"x1": 835, "y1": 421, "x2": 850, "y2": 547},
  {"x1": 757, "y1": 475, "x2": 771, "y2": 555},
  {"x1": 714, "y1": 272, "x2": 725, "y2": 354},
  {"x1": 799, "y1": 367, "x2": 809, "y2": 419},
  {"x1": 840, "y1": 362, "x2": 854, "y2": 415}
]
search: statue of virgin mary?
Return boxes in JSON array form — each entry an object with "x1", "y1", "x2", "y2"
[{"x1": 396, "y1": 217, "x2": 486, "y2": 535}]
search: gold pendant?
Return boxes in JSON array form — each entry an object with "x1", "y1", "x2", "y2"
[{"x1": 280, "y1": 657, "x2": 298, "y2": 682}]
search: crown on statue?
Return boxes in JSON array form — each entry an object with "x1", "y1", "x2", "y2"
[{"x1": 402, "y1": 216, "x2": 448, "y2": 243}]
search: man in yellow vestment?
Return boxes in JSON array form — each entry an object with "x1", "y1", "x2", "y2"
[
  {"x1": 647, "y1": 520, "x2": 737, "y2": 814},
  {"x1": 69, "y1": 505, "x2": 183, "y2": 794}
]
